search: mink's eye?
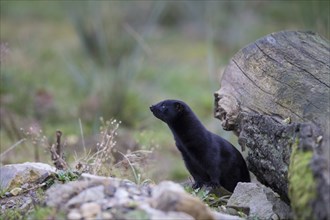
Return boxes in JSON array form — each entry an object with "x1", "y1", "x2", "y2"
[{"x1": 160, "y1": 104, "x2": 168, "y2": 113}]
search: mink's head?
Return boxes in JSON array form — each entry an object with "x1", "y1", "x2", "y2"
[{"x1": 150, "y1": 100, "x2": 188, "y2": 124}]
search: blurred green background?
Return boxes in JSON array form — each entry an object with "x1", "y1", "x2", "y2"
[{"x1": 0, "y1": 1, "x2": 329, "y2": 182}]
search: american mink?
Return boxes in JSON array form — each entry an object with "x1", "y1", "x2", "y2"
[{"x1": 150, "y1": 99, "x2": 250, "y2": 192}]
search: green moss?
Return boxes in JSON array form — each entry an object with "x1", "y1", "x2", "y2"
[
  {"x1": 288, "y1": 138, "x2": 316, "y2": 220},
  {"x1": 0, "y1": 209, "x2": 23, "y2": 220},
  {"x1": 28, "y1": 207, "x2": 65, "y2": 220}
]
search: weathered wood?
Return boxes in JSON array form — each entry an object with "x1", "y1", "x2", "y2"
[{"x1": 214, "y1": 31, "x2": 329, "y2": 220}]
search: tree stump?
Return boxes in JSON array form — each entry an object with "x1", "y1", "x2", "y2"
[{"x1": 214, "y1": 31, "x2": 329, "y2": 220}]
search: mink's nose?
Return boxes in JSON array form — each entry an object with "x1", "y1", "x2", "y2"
[{"x1": 149, "y1": 105, "x2": 155, "y2": 112}]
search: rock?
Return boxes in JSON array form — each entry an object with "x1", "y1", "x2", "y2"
[
  {"x1": 67, "y1": 209, "x2": 82, "y2": 220},
  {"x1": 0, "y1": 192, "x2": 38, "y2": 215},
  {"x1": 100, "y1": 212, "x2": 113, "y2": 219},
  {"x1": 1, "y1": 164, "x2": 222, "y2": 219},
  {"x1": 66, "y1": 185, "x2": 105, "y2": 208},
  {"x1": 227, "y1": 182, "x2": 291, "y2": 219},
  {"x1": 152, "y1": 181, "x2": 185, "y2": 198},
  {"x1": 0, "y1": 162, "x2": 55, "y2": 191},
  {"x1": 151, "y1": 181, "x2": 215, "y2": 220},
  {"x1": 46, "y1": 180, "x2": 94, "y2": 208},
  {"x1": 114, "y1": 187, "x2": 129, "y2": 200},
  {"x1": 212, "y1": 211, "x2": 245, "y2": 220},
  {"x1": 80, "y1": 202, "x2": 101, "y2": 219},
  {"x1": 80, "y1": 173, "x2": 134, "y2": 187},
  {"x1": 104, "y1": 184, "x2": 116, "y2": 197},
  {"x1": 9, "y1": 187, "x2": 22, "y2": 196},
  {"x1": 44, "y1": 175, "x2": 244, "y2": 220},
  {"x1": 139, "y1": 203, "x2": 194, "y2": 220}
]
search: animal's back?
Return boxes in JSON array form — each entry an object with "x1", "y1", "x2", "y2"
[
  {"x1": 202, "y1": 132, "x2": 250, "y2": 191},
  {"x1": 215, "y1": 134, "x2": 250, "y2": 191}
]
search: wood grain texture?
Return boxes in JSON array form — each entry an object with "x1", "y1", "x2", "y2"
[{"x1": 214, "y1": 31, "x2": 329, "y2": 219}]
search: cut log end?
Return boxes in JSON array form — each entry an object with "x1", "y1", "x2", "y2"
[{"x1": 214, "y1": 30, "x2": 330, "y2": 219}]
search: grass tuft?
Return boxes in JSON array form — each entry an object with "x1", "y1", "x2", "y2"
[{"x1": 74, "y1": 118, "x2": 120, "y2": 176}]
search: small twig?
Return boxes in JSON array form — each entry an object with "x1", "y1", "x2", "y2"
[
  {"x1": 23, "y1": 182, "x2": 46, "y2": 194},
  {"x1": 55, "y1": 130, "x2": 62, "y2": 157},
  {"x1": 50, "y1": 144, "x2": 68, "y2": 170},
  {"x1": 50, "y1": 131, "x2": 68, "y2": 170}
]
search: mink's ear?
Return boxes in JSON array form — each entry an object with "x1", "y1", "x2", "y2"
[{"x1": 174, "y1": 102, "x2": 184, "y2": 112}]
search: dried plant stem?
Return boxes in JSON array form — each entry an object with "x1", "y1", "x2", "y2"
[
  {"x1": 0, "y1": 138, "x2": 26, "y2": 160},
  {"x1": 118, "y1": 151, "x2": 139, "y2": 184},
  {"x1": 55, "y1": 130, "x2": 62, "y2": 157},
  {"x1": 50, "y1": 131, "x2": 68, "y2": 170},
  {"x1": 78, "y1": 118, "x2": 86, "y2": 155}
]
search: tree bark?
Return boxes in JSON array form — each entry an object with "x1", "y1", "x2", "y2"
[{"x1": 214, "y1": 31, "x2": 329, "y2": 220}]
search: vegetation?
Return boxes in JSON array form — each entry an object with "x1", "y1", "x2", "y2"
[
  {"x1": 288, "y1": 138, "x2": 316, "y2": 220},
  {"x1": 0, "y1": 206, "x2": 64, "y2": 220},
  {"x1": 0, "y1": 209, "x2": 22, "y2": 220},
  {"x1": 28, "y1": 207, "x2": 64, "y2": 220},
  {"x1": 1, "y1": 1, "x2": 329, "y2": 183},
  {"x1": 1, "y1": 3, "x2": 328, "y2": 219}
]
